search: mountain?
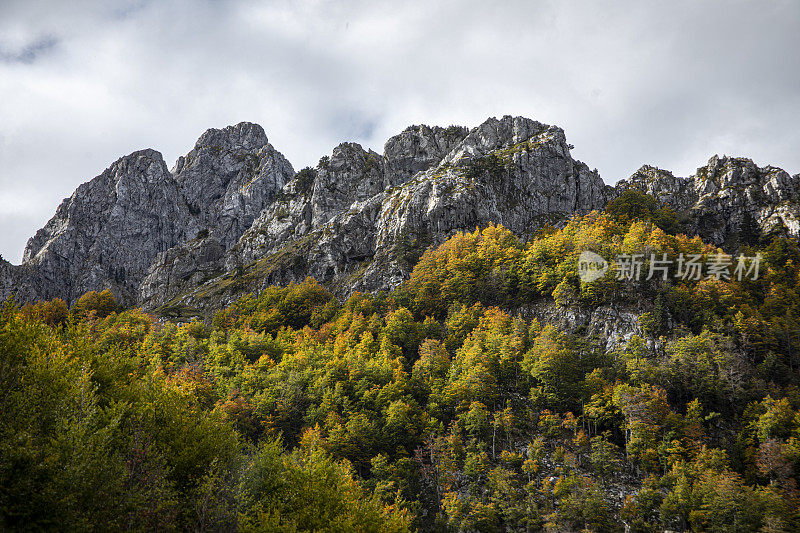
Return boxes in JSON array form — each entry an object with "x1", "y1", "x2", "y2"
[
  {"x1": 6, "y1": 116, "x2": 800, "y2": 533},
  {"x1": 615, "y1": 156, "x2": 800, "y2": 246},
  {"x1": 2, "y1": 115, "x2": 798, "y2": 313}
]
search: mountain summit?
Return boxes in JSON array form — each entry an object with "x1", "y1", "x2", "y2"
[{"x1": 2, "y1": 116, "x2": 798, "y2": 313}]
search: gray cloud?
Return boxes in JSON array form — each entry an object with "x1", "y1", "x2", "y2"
[
  {"x1": 1, "y1": 0, "x2": 799, "y2": 263},
  {"x1": 0, "y1": 34, "x2": 58, "y2": 64}
]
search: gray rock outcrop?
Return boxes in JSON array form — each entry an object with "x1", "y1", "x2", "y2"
[
  {"x1": 175, "y1": 115, "x2": 610, "y2": 310},
  {"x1": 384, "y1": 125, "x2": 469, "y2": 183},
  {"x1": 137, "y1": 122, "x2": 294, "y2": 308},
  {"x1": 172, "y1": 122, "x2": 294, "y2": 249},
  {"x1": 138, "y1": 235, "x2": 225, "y2": 308},
  {"x1": 20, "y1": 149, "x2": 191, "y2": 304},
  {"x1": 3, "y1": 115, "x2": 798, "y2": 315},
  {"x1": 616, "y1": 155, "x2": 800, "y2": 246}
]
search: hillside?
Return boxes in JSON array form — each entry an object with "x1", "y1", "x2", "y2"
[
  {"x1": 4, "y1": 210, "x2": 800, "y2": 531},
  {"x1": 3, "y1": 116, "x2": 800, "y2": 531}
]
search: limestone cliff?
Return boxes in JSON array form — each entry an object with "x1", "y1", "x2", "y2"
[
  {"x1": 616, "y1": 155, "x2": 800, "y2": 246},
  {"x1": 168, "y1": 116, "x2": 609, "y2": 312},
  {"x1": 3, "y1": 116, "x2": 798, "y2": 316},
  {"x1": 20, "y1": 149, "x2": 190, "y2": 304}
]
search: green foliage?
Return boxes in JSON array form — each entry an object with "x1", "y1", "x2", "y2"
[
  {"x1": 523, "y1": 325, "x2": 606, "y2": 411},
  {"x1": 294, "y1": 166, "x2": 317, "y2": 194},
  {"x1": 5, "y1": 208, "x2": 800, "y2": 531},
  {"x1": 401, "y1": 223, "x2": 522, "y2": 318},
  {"x1": 213, "y1": 278, "x2": 337, "y2": 334},
  {"x1": 462, "y1": 154, "x2": 506, "y2": 181},
  {"x1": 71, "y1": 288, "x2": 117, "y2": 319},
  {"x1": 0, "y1": 303, "x2": 238, "y2": 530},
  {"x1": 606, "y1": 189, "x2": 681, "y2": 234},
  {"x1": 0, "y1": 300, "x2": 408, "y2": 531},
  {"x1": 393, "y1": 228, "x2": 432, "y2": 270},
  {"x1": 20, "y1": 297, "x2": 68, "y2": 326},
  {"x1": 238, "y1": 431, "x2": 410, "y2": 532}
]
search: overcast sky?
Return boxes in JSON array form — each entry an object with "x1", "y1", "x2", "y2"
[{"x1": 1, "y1": 0, "x2": 798, "y2": 263}]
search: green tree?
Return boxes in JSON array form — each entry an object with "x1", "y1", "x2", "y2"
[{"x1": 71, "y1": 288, "x2": 117, "y2": 318}]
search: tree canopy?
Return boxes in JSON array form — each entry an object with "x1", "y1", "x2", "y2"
[{"x1": 3, "y1": 205, "x2": 800, "y2": 531}]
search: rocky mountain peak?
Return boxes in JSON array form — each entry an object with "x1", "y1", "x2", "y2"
[
  {"x1": 326, "y1": 142, "x2": 376, "y2": 167},
  {"x1": 23, "y1": 148, "x2": 172, "y2": 264},
  {"x1": 211, "y1": 114, "x2": 610, "y2": 310},
  {"x1": 192, "y1": 121, "x2": 269, "y2": 152},
  {"x1": 5, "y1": 115, "x2": 799, "y2": 314},
  {"x1": 108, "y1": 148, "x2": 169, "y2": 180},
  {"x1": 629, "y1": 164, "x2": 676, "y2": 180},
  {"x1": 172, "y1": 122, "x2": 294, "y2": 250},
  {"x1": 614, "y1": 154, "x2": 800, "y2": 246},
  {"x1": 19, "y1": 147, "x2": 189, "y2": 304},
  {"x1": 383, "y1": 124, "x2": 469, "y2": 183},
  {"x1": 311, "y1": 142, "x2": 385, "y2": 228},
  {"x1": 441, "y1": 115, "x2": 555, "y2": 164},
  {"x1": 693, "y1": 155, "x2": 798, "y2": 201},
  {"x1": 617, "y1": 164, "x2": 693, "y2": 209}
]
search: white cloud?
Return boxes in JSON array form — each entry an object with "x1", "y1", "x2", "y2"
[{"x1": 1, "y1": 0, "x2": 798, "y2": 262}]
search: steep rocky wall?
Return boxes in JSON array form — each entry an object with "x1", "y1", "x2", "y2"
[
  {"x1": 164, "y1": 116, "x2": 610, "y2": 311},
  {"x1": 172, "y1": 122, "x2": 294, "y2": 250},
  {"x1": 3, "y1": 115, "x2": 798, "y2": 314},
  {"x1": 616, "y1": 156, "x2": 800, "y2": 246},
  {"x1": 20, "y1": 149, "x2": 191, "y2": 304}
]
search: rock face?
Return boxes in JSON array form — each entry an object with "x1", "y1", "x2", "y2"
[
  {"x1": 137, "y1": 122, "x2": 294, "y2": 308},
  {"x1": 355, "y1": 117, "x2": 609, "y2": 291},
  {"x1": 179, "y1": 115, "x2": 610, "y2": 310},
  {"x1": 20, "y1": 149, "x2": 191, "y2": 304},
  {"x1": 616, "y1": 165, "x2": 697, "y2": 211},
  {"x1": 384, "y1": 125, "x2": 470, "y2": 183},
  {"x1": 616, "y1": 155, "x2": 800, "y2": 246},
  {"x1": 310, "y1": 143, "x2": 387, "y2": 228},
  {"x1": 172, "y1": 122, "x2": 294, "y2": 249},
  {"x1": 3, "y1": 122, "x2": 293, "y2": 307},
  {"x1": 138, "y1": 235, "x2": 225, "y2": 308},
  {"x1": 224, "y1": 125, "x2": 472, "y2": 272},
  {"x1": 2, "y1": 115, "x2": 798, "y2": 314},
  {"x1": 0, "y1": 260, "x2": 42, "y2": 304},
  {"x1": 521, "y1": 300, "x2": 646, "y2": 353}
]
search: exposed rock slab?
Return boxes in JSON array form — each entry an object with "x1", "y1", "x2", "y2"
[
  {"x1": 616, "y1": 155, "x2": 800, "y2": 246},
  {"x1": 20, "y1": 149, "x2": 191, "y2": 304},
  {"x1": 172, "y1": 122, "x2": 294, "y2": 249},
  {"x1": 173, "y1": 116, "x2": 610, "y2": 311}
]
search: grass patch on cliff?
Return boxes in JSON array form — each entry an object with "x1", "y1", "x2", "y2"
[
  {"x1": 184, "y1": 234, "x2": 318, "y2": 307},
  {"x1": 155, "y1": 301, "x2": 203, "y2": 320}
]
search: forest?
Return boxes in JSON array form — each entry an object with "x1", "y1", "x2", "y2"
[{"x1": 3, "y1": 192, "x2": 800, "y2": 532}]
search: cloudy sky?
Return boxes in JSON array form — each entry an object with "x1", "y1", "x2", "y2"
[{"x1": 1, "y1": 0, "x2": 798, "y2": 263}]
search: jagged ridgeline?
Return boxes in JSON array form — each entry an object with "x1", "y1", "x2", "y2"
[{"x1": 4, "y1": 115, "x2": 798, "y2": 314}]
